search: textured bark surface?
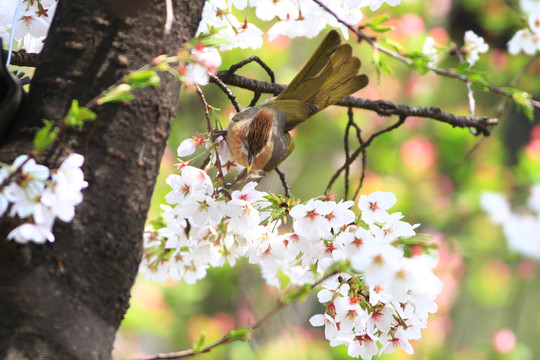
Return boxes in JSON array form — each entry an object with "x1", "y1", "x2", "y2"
[{"x1": 0, "y1": 0, "x2": 205, "y2": 359}]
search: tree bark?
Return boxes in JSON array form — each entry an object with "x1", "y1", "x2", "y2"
[{"x1": 0, "y1": 0, "x2": 205, "y2": 359}]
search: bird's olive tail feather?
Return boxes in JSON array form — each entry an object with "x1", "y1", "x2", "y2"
[{"x1": 275, "y1": 30, "x2": 368, "y2": 125}]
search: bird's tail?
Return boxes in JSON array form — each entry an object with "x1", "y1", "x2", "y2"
[{"x1": 276, "y1": 30, "x2": 368, "y2": 127}]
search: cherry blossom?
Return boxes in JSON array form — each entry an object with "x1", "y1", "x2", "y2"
[
  {"x1": 463, "y1": 30, "x2": 489, "y2": 65},
  {"x1": 358, "y1": 191, "x2": 397, "y2": 225},
  {"x1": 482, "y1": 187, "x2": 540, "y2": 260},
  {"x1": 2, "y1": 153, "x2": 88, "y2": 244},
  {"x1": 422, "y1": 37, "x2": 441, "y2": 66}
]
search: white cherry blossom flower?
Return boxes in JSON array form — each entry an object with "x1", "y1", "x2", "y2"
[
  {"x1": 309, "y1": 313, "x2": 338, "y2": 340},
  {"x1": 358, "y1": 191, "x2": 397, "y2": 224},
  {"x1": 463, "y1": 30, "x2": 489, "y2": 65},
  {"x1": 290, "y1": 199, "x2": 334, "y2": 239},
  {"x1": 423, "y1": 37, "x2": 441, "y2": 66},
  {"x1": 7, "y1": 222, "x2": 55, "y2": 244}
]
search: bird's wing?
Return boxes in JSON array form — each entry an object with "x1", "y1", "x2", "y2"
[
  {"x1": 261, "y1": 99, "x2": 319, "y2": 131},
  {"x1": 263, "y1": 131, "x2": 295, "y2": 173}
]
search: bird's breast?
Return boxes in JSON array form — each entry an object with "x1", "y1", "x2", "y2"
[{"x1": 226, "y1": 118, "x2": 274, "y2": 172}]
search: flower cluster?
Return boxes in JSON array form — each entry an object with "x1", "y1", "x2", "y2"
[
  {"x1": 141, "y1": 136, "x2": 441, "y2": 359},
  {"x1": 0, "y1": 0, "x2": 58, "y2": 53},
  {"x1": 197, "y1": 0, "x2": 402, "y2": 51},
  {"x1": 507, "y1": 0, "x2": 540, "y2": 55},
  {"x1": 2, "y1": 0, "x2": 403, "y2": 60},
  {"x1": 0, "y1": 153, "x2": 88, "y2": 244},
  {"x1": 481, "y1": 185, "x2": 540, "y2": 260},
  {"x1": 309, "y1": 192, "x2": 441, "y2": 359},
  {"x1": 183, "y1": 0, "x2": 403, "y2": 85}
]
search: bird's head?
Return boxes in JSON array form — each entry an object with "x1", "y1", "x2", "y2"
[{"x1": 242, "y1": 108, "x2": 274, "y2": 173}]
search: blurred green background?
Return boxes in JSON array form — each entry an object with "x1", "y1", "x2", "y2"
[{"x1": 113, "y1": 0, "x2": 540, "y2": 359}]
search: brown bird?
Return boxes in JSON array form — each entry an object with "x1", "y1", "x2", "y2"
[{"x1": 227, "y1": 30, "x2": 368, "y2": 176}]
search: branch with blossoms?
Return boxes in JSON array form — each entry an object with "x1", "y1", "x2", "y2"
[
  {"x1": 311, "y1": 0, "x2": 540, "y2": 117},
  {"x1": 140, "y1": 144, "x2": 442, "y2": 359}
]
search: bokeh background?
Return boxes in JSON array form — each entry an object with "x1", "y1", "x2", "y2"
[{"x1": 113, "y1": 0, "x2": 540, "y2": 359}]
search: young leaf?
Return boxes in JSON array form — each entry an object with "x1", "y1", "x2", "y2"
[
  {"x1": 225, "y1": 327, "x2": 252, "y2": 341},
  {"x1": 97, "y1": 84, "x2": 134, "y2": 105},
  {"x1": 280, "y1": 284, "x2": 311, "y2": 304},
  {"x1": 512, "y1": 90, "x2": 534, "y2": 121},
  {"x1": 64, "y1": 100, "x2": 97, "y2": 127},
  {"x1": 372, "y1": 49, "x2": 383, "y2": 85},
  {"x1": 405, "y1": 52, "x2": 430, "y2": 75},
  {"x1": 192, "y1": 332, "x2": 206, "y2": 353},
  {"x1": 124, "y1": 69, "x2": 161, "y2": 89},
  {"x1": 33, "y1": 119, "x2": 59, "y2": 151},
  {"x1": 365, "y1": 14, "x2": 390, "y2": 27}
]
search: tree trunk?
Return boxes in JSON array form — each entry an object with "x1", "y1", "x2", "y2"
[{"x1": 0, "y1": 0, "x2": 205, "y2": 358}]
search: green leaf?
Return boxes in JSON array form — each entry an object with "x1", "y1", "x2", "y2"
[
  {"x1": 33, "y1": 119, "x2": 59, "y2": 151},
  {"x1": 372, "y1": 50, "x2": 382, "y2": 85},
  {"x1": 512, "y1": 90, "x2": 534, "y2": 121},
  {"x1": 277, "y1": 269, "x2": 291, "y2": 290},
  {"x1": 124, "y1": 69, "x2": 161, "y2": 89},
  {"x1": 191, "y1": 30, "x2": 231, "y2": 48},
  {"x1": 225, "y1": 327, "x2": 252, "y2": 341},
  {"x1": 405, "y1": 52, "x2": 430, "y2": 75},
  {"x1": 64, "y1": 100, "x2": 97, "y2": 127},
  {"x1": 280, "y1": 284, "x2": 312, "y2": 304},
  {"x1": 365, "y1": 14, "x2": 390, "y2": 27},
  {"x1": 192, "y1": 332, "x2": 206, "y2": 353},
  {"x1": 455, "y1": 65, "x2": 490, "y2": 91},
  {"x1": 370, "y1": 24, "x2": 394, "y2": 32},
  {"x1": 383, "y1": 38, "x2": 406, "y2": 53},
  {"x1": 97, "y1": 84, "x2": 134, "y2": 105}
]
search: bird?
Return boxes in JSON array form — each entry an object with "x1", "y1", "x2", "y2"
[{"x1": 226, "y1": 29, "x2": 368, "y2": 176}]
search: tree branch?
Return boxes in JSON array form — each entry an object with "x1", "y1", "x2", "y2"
[
  {"x1": 213, "y1": 72, "x2": 497, "y2": 135},
  {"x1": 2, "y1": 49, "x2": 40, "y2": 67}
]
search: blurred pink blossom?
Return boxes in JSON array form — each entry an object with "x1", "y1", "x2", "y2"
[{"x1": 492, "y1": 328, "x2": 516, "y2": 354}]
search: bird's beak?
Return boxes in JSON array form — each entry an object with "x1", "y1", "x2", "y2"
[{"x1": 247, "y1": 154, "x2": 256, "y2": 174}]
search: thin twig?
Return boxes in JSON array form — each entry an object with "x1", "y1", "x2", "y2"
[
  {"x1": 352, "y1": 148, "x2": 367, "y2": 200},
  {"x1": 136, "y1": 270, "x2": 340, "y2": 360},
  {"x1": 312, "y1": 0, "x2": 375, "y2": 45},
  {"x1": 274, "y1": 167, "x2": 291, "y2": 198},
  {"x1": 196, "y1": 85, "x2": 226, "y2": 185},
  {"x1": 343, "y1": 108, "x2": 353, "y2": 199},
  {"x1": 455, "y1": 46, "x2": 476, "y2": 116},
  {"x1": 223, "y1": 55, "x2": 276, "y2": 84},
  {"x1": 346, "y1": 115, "x2": 366, "y2": 199},
  {"x1": 163, "y1": 0, "x2": 174, "y2": 36},
  {"x1": 209, "y1": 73, "x2": 241, "y2": 112},
  {"x1": 496, "y1": 54, "x2": 539, "y2": 118},
  {"x1": 249, "y1": 92, "x2": 262, "y2": 108},
  {"x1": 326, "y1": 115, "x2": 406, "y2": 193}
]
